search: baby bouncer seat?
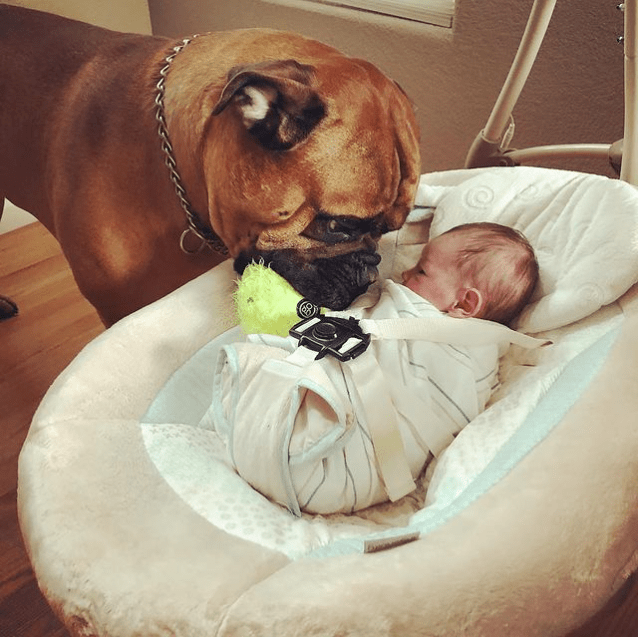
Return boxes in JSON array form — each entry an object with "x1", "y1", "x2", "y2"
[{"x1": 17, "y1": 1, "x2": 638, "y2": 635}]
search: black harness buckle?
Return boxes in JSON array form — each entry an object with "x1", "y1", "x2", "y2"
[{"x1": 289, "y1": 299, "x2": 371, "y2": 361}]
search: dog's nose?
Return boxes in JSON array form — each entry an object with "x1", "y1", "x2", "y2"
[{"x1": 360, "y1": 250, "x2": 381, "y2": 266}]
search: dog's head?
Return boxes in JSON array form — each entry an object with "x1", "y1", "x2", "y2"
[{"x1": 180, "y1": 35, "x2": 421, "y2": 309}]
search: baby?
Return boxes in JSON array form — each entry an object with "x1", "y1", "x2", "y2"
[
  {"x1": 401, "y1": 221, "x2": 538, "y2": 325},
  {"x1": 206, "y1": 222, "x2": 539, "y2": 516}
]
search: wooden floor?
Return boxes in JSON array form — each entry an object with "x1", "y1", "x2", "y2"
[
  {"x1": 1, "y1": 221, "x2": 638, "y2": 636},
  {"x1": 0, "y1": 222, "x2": 103, "y2": 637}
]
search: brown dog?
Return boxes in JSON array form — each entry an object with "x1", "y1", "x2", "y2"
[{"x1": 0, "y1": 4, "x2": 420, "y2": 326}]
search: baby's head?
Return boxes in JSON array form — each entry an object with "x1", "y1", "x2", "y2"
[{"x1": 402, "y1": 222, "x2": 539, "y2": 325}]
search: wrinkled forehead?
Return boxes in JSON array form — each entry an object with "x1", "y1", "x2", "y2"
[
  {"x1": 315, "y1": 57, "x2": 417, "y2": 220},
  {"x1": 303, "y1": 67, "x2": 405, "y2": 217},
  {"x1": 305, "y1": 141, "x2": 400, "y2": 217},
  {"x1": 316, "y1": 58, "x2": 404, "y2": 137},
  {"x1": 315, "y1": 55, "x2": 397, "y2": 96}
]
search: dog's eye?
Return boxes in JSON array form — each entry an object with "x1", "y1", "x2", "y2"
[{"x1": 303, "y1": 214, "x2": 364, "y2": 244}]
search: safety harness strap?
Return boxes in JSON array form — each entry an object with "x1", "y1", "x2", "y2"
[
  {"x1": 348, "y1": 353, "x2": 418, "y2": 501},
  {"x1": 359, "y1": 316, "x2": 552, "y2": 349},
  {"x1": 290, "y1": 314, "x2": 550, "y2": 503}
]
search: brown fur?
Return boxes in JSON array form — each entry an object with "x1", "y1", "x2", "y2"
[{"x1": 0, "y1": 4, "x2": 420, "y2": 325}]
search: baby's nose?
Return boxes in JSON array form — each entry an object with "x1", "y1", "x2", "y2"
[{"x1": 401, "y1": 269, "x2": 410, "y2": 284}]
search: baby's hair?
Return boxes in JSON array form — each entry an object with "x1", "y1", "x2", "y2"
[{"x1": 443, "y1": 222, "x2": 539, "y2": 325}]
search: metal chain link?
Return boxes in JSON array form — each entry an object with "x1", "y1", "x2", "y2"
[{"x1": 155, "y1": 36, "x2": 228, "y2": 256}]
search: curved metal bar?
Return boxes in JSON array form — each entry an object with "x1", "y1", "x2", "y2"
[
  {"x1": 621, "y1": 0, "x2": 638, "y2": 184},
  {"x1": 465, "y1": 0, "x2": 557, "y2": 168},
  {"x1": 506, "y1": 144, "x2": 612, "y2": 164},
  {"x1": 483, "y1": 0, "x2": 557, "y2": 144}
]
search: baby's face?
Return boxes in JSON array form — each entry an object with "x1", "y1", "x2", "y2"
[{"x1": 401, "y1": 232, "x2": 466, "y2": 311}]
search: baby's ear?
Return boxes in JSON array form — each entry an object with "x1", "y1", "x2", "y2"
[{"x1": 447, "y1": 288, "x2": 483, "y2": 318}]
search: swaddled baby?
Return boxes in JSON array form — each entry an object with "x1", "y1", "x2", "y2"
[{"x1": 206, "y1": 223, "x2": 540, "y2": 515}]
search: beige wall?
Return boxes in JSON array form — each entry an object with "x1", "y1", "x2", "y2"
[
  {"x1": 2, "y1": 0, "x2": 152, "y2": 33},
  {"x1": 1, "y1": 0, "x2": 152, "y2": 233},
  {"x1": 147, "y1": 0, "x2": 624, "y2": 177}
]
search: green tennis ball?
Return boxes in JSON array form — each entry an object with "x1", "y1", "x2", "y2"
[{"x1": 235, "y1": 262, "x2": 304, "y2": 336}]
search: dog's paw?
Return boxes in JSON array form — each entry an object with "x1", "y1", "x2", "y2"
[{"x1": 0, "y1": 295, "x2": 19, "y2": 321}]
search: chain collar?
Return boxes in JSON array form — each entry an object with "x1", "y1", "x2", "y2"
[{"x1": 155, "y1": 36, "x2": 228, "y2": 256}]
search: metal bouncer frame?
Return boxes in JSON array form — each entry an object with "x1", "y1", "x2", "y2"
[{"x1": 465, "y1": 0, "x2": 638, "y2": 186}]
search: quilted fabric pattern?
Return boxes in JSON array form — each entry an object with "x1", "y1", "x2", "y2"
[{"x1": 413, "y1": 166, "x2": 638, "y2": 332}]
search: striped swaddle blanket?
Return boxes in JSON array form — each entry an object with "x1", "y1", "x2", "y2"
[{"x1": 208, "y1": 281, "x2": 500, "y2": 515}]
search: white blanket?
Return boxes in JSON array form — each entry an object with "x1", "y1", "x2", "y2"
[
  {"x1": 383, "y1": 166, "x2": 638, "y2": 334},
  {"x1": 139, "y1": 166, "x2": 638, "y2": 560},
  {"x1": 207, "y1": 281, "x2": 499, "y2": 515},
  {"x1": 20, "y1": 165, "x2": 638, "y2": 637}
]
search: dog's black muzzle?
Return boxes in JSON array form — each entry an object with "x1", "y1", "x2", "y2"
[{"x1": 234, "y1": 248, "x2": 381, "y2": 311}]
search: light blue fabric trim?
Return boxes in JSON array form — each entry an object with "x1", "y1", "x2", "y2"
[
  {"x1": 213, "y1": 345, "x2": 240, "y2": 464},
  {"x1": 279, "y1": 377, "x2": 301, "y2": 517},
  {"x1": 255, "y1": 358, "x2": 355, "y2": 517},
  {"x1": 142, "y1": 326, "x2": 244, "y2": 426},
  {"x1": 308, "y1": 323, "x2": 621, "y2": 559}
]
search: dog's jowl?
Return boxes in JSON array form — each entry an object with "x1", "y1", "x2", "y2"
[{"x1": 0, "y1": 4, "x2": 421, "y2": 325}]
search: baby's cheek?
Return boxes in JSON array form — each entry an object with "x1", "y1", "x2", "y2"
[
  {"x1": 402, "y1": 268, "x2": 415, "y2": 284},
  {"x1": 403, "y1": 277, "x2": 420, "y2": 295}
]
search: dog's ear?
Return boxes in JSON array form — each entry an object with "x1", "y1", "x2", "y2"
[{"x1": 212, "y1": 59, "x2": 326, "y2": 151}]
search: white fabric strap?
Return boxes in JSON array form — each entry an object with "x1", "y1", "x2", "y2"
[
  {"x1": 287, "y1": 345, "x2": 417, "y2": 501},
  {"x1": 347, "y1": 354, "x2": 417, "y2": 502},
  {"x1": 359, "y1": 316, "x2": 551, "y2": 349},
  {"x1": 286, "y1": 315, "x2": 550, "y2": 506},
  {"x1": 341, "y1": 315, "x2": 549, "y2": 502}
]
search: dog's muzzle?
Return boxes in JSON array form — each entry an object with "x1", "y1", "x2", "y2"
[{"x1": 234, "y1": 249, "x2": 381, "y2": 311}]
